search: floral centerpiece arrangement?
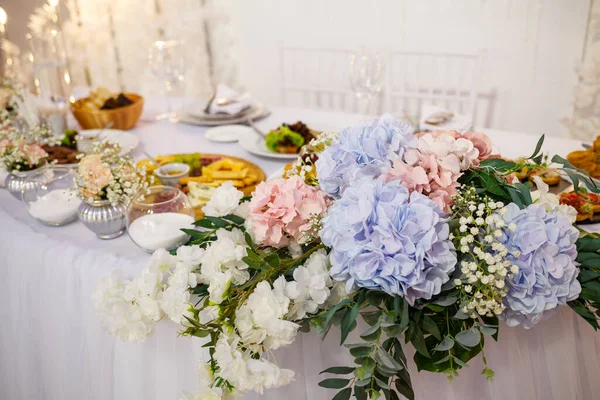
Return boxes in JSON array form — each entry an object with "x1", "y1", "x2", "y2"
[
  {"x1": 0, "y1": 123, "x2": 54, "y2": 173},
  {"x1": 74, "y1": 140, "x2": 148, "y2": 205},
  {"x1": 94, "y1": 115, "x2": 600, "y2": 400}
]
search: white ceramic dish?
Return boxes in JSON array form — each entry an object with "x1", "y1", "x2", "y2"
[
  {"x1": 76, "y1": 129, "x2": 140, "y2": 156},
  {"x1": 178, "y1": 103, "x2": 270, "y2": 127},
  {"x1": 238, "y1": 134, "x2": 300, "y2": 160},
  {"x1": 205, "y1": 125, "x2": 253, "y2": 143},
  {"x1": 154, "y1": 163, "x2": 190, "y2": 187}
]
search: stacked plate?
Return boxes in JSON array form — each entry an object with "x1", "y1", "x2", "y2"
[{"x1": 178, "y1": 101, "x2": 271, "y2": 126}]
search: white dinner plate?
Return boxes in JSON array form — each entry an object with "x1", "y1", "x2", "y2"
[
  {"x1": 205, "y1": 125, "x2": 253, "y2": 143},
  {"x1": 185, "y1": 100, "x2": 253, "y2": 121},
  {"x1": 178, "y1": 103, "x2": 271, "y2": 127},
  {"x1": 78, "y1": 129, "x2": 140, "y2": 156},
  {"x1": 238, "y1": 134, "x2": 300, "y2": 160}
]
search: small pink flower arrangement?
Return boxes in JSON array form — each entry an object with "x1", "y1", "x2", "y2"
[
  {"x1": 77, "y1": 154, "x2": 114, "y2": 199},
  {"x1": 248, "y1": 176, "x2": 329, "y2": 247},
  {"x1": 0, "y1": 138, "x2": 48, "y2": 172},
  {"x1": 74, "y1": 140, "x2": 147, "y2": 205}
]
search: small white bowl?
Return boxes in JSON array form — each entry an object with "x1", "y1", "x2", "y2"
[{"x1": 155, "y1": 163, "x2": 190, "y2": 187}]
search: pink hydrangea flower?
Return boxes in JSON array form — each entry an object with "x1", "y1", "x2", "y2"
[{"x1": 248, "y1": 176, "x2": 329, "y2": 247}]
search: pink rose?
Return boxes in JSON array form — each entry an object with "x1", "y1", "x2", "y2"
[
  {"x1": 418, "y1": 130, "x2": 494, "y2": 163},
  {"x1": 248, "y1": 176, "x2": 329, "y2": 247},
  {"x1": 78, "y1": 154, "x2": 113, "y2": 199},
  {"x1": 22, "y1": 143, "x2": 48, "y2": 167}
]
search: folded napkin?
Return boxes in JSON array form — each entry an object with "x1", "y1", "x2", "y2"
[
  {"x1": 208, "y1": 84, "x2": 254, "y2": 115},
  {"x1": 419, "y1": 104, "x2": 473, "y2": 132}
]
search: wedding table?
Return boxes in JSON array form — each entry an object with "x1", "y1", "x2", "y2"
[{"x1": 1, "y1": 99, "x2": 599, "y2": 400}]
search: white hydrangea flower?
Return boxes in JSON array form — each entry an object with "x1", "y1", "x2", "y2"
[
  {"x1": 160, "y1": 285, "x2": 192, "y2": 324},
  {"x1": 284, "y1": 249, "x2": 333, "y2": 320},
  {"x1": 213, "y1": 333, "x2": 295, "y2": 395},
  {"x1": 202, "y1": 181, "x2": 244, "y2": 217},
  {"x1": 208, "y1": 271, "x2": 232, "y2": 304},
  {"x1": 92, "y1": 270, "x2": 155, "y2": 342},
  {"x1": 235, "y1": 278, "x2": 300, "y2": 350},
  {"x1": 176, "y1": 245, "x2": 205, "y2": 266},
  {"x1": 201, "y1": 228, "x2": 249, "y2": 286}
]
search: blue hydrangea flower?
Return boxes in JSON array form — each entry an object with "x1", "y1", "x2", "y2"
[
  {"x1": 321, "y1": 179, "x2": 456, "y2": 304},
  {"x1": 315, "y1": 114, "x2": 416, "y2": 198},
  {"x1": 498, "y1": 203, "x2": 581, "y2": 328}
]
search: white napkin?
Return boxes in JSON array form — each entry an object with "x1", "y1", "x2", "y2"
[
  {"x1": 419, "y1": 104, "x2": 473, "y2": 132},
  {"x1": 208, "y1": 84, "x2": 254, "y2": 115}
]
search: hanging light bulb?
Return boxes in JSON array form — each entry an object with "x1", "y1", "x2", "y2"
[{"x1": 48, "y1": 0, "x2": 59, "y2": 7}]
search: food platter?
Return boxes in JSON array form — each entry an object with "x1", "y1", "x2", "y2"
[{"x1": 138, "y1": 153, "x2": 266, "y2": 219}]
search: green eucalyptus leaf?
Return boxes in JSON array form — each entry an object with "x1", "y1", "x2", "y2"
[
  {"x1": 422, "y1": 315, "x2": 442, "y2": 341},
  {"x1": 349, "y1": 346, "x2": 372, "y2": 358},
  {"x1": 455, "y1": 327, "x2": 481, "y2": 348},
  {"x1": 366, "y1": 290, "x2": 386, "y2": 307},
  {"x1": 375, "y1": 377, "x2": 390, "y2": 390},
  {"x1": 432, "y1": 336, "x2": 455, "y2": 352},
  {"x1": 361, "y1": 311, "x2": 381, "y2": 326},
  {"x1": 360, "y1": 324, "x2": 381, "y2": 342},
  {"x1": 340, "y1": 301, "x2": 360, "y2": 345},
  {"x1": 431, "y1": 294, "x2": 458, "y2": 307},
  {"x1": 204, "y1": 216, "x2": 229, "y2": 228},
  {"x1": 354, "y1": 378, "x2": 371, "y2": 387},
  {"x1": 332, "y1": 387, "x2": 352, "y2": 400},
  {"x1": 354, "y1": 385, "x2": 367, "y2": 400},
  {"x1": 264, "y1": 253, "x2": 280, "y2": 268},
  {"x1": 376, "y1": 348, "x2": 403, "y2": 371},
  {"x1": 320, "y1": 366, "x2": 355, "y2": 375},
  {"x1": 221, "y1": 214, "x2": 245, "y2": 225},
  {"x1": 408, "y1": 324, "x2": 430, "y2": 358},
  {"x1": 479, "y1": 325, "x2": 497, "y2": 336},
  {"x1": 394, "y1": 375, "x2": 415, "y2": 400},
  {"x1": 528, "y1": 134, "x2": 545, "y2": 159},
  {"x1": 318, "y1": 378, "x2": 350, "y2": 389},
  {"x1": 193, "y1": 219, "x2": 214, "y2": 229}
]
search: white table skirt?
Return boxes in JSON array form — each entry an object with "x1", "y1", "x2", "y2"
[{"x1": 1, "y1": 101, "x2": 600, "y2": 400}]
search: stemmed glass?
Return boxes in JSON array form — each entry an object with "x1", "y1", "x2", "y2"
[
  {"x1": 148, "y1": 40, "x2": 185, "y2": 123},
  {"x1": 350, "y1": 49, "x2": 384, "y2": 117}
]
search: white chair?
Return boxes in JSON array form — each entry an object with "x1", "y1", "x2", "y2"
[
  {"x1": 386, "y1": 50, "x2": 483, "y2": 123},
  {"x1": 279, "y1": 46, "x2": 383, "y2": 114}
]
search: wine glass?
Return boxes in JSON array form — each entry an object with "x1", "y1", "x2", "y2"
[
  {"x1": 350, "y1": 49, "x2": 384, "y2": 116},
  {"x1": 148, "y1": 40, "x2": 185, "y2": 123}
]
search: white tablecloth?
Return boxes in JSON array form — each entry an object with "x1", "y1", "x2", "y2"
[{"x1": 1, "y1": 100, "x2": 600, "y2": 400}]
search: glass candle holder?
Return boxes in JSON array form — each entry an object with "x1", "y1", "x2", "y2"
[
  {"x1": 22, "y1": 166, "x2": 80, "y2": 226},
  {"x1": 126, "y1": 185, "x2": 196, "y2": 253}
]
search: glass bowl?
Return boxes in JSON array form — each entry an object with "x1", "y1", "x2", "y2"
[
  {"x1": 22, "y1": 166, "x2": 80, "y2": 226},
  {"x1": 126, "y1": 185, "x2": 196, "y2": 252}
]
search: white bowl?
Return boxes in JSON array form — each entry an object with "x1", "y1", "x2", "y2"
[{"x1": 154, "y1": 163, "x2": 190, "y2": 187}]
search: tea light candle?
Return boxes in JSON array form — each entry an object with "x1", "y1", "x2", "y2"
[
  {"x1": 28, "y1": 189, "x2": 80, "y2": 225},
  {"x1": 128, "y1": 212, "x2": 195, "y2": 251}
]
